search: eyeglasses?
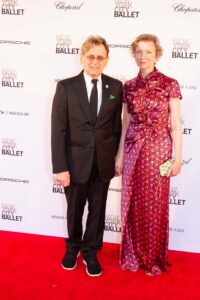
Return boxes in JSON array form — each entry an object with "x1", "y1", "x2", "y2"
[{"x1": 85, "y1": 55, "x2": 107, "y2": 62}]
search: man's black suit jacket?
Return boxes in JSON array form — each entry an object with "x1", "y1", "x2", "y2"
[{"x1": 51, "y1": 71, "x2": 123, "y2": 183}]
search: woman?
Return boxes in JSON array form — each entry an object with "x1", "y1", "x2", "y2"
[{"x1": 115, "y1": 34, "x2": 182, "y2": 275}]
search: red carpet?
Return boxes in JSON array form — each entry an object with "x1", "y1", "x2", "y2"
[{"x1": 0, "y1": 230, "x2": 200, "y2": 300}]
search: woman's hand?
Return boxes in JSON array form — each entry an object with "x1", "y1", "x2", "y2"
[
  {"x1": 167, "y1": 161, "x2": 182, "y2": 177},
  {"x1": 115, "y1": 153, "x2": 124, "y2": 176}
]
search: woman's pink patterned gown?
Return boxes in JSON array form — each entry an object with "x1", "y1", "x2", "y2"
[{"x1": 120, "y1": 68, "x2": 182, "y2": 275}]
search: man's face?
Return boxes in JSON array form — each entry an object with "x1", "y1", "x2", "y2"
[{"x1": 80, "y1": 45, "x2": 109, "y2": 79}]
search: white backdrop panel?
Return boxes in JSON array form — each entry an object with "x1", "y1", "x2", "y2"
[{"x1": 0, "y1": 0, "x2": 200, "y2": 253}]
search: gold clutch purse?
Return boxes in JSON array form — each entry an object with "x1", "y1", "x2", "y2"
[{"x1": 159, "y1": 158, "x2": 175, "y2": 176}]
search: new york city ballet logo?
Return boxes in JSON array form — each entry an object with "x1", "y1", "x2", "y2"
[
  {"x1": 54, "y1": 1, "x2": 83, "y2": 12},
  {"x1": 56, "y1": 35, "x2": 79, "y2": 54},
  {"x1": 2, "y1": 203, "x2": 23, "y2": 221},
  {"x1": 1, "y1": 69, "x2": 24, "y2": 88},
  {"x1": 52, "y1": 177, "x2": 65, "y2": 194},
  {"x1": 172, "y1": 39, "x2": 198, "y2": 59},
  {"x1": 114, "y1": 0, "x2": 139, "y2": 18},
  {"x1": 170, "y1": 187, "x2": 186, "y2": 206},
  {"x1": 181, "y1": 115, "x2": 192, "y2": 135},
  {"x1": 173, "y1": 3, "x2": 200, "y2": 14},
  {"x1": 1, "y1": 0, "x2": 24, "y2": 15},
  {"x1": 105, "y1": 215, "x2": 121, "y2": 232},
  {"x1": 1, "y1": 138, "x2": 23, "y2": 157}
]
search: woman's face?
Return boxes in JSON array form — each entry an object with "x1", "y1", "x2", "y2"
[{"x1": 134, "y1": 40, "x2": 157, "y2": 76}]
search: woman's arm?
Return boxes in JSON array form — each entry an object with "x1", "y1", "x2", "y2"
[
  {"x1": 115, "y1": 103, "x2": 131, "y2": 176},
  {"x1": 168, "y1": 98, "x2": 182, "y2": 177}
]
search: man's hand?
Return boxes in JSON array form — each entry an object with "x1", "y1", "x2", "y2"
[
  {"x1": 115, "y1": 153, "x2": 123, "y2": 176},
  {"x1": 54, "y1": 171, "x2": 70, "y2": 187}
]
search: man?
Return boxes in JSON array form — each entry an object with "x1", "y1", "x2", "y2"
[{"x1": 51, "y1": 35, "x2": 122, "y2": 277}]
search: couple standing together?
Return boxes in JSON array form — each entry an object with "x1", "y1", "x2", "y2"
[{"x1": 51, "y1": 34, "x2": 182, "y2": 277}]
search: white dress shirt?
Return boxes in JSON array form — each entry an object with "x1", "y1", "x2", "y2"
[{"x1": 83, "y1": 72, "x2": 102, "y2": 114}]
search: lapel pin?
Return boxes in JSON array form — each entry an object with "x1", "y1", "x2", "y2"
[{"x1": 109, "y1": 95, "x2": 116, "y2": 101}]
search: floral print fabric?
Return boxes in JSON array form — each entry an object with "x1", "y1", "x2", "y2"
[{"x1": 120, "y1": 68, "x2": 182, "y2": 274}]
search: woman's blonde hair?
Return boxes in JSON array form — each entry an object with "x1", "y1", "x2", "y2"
[{"x1": 130, "y1": 34, "x2": 163, "y2": 59}]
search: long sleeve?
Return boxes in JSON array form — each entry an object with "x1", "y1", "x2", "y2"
[
  {"x1": 113, "y1": 82, "x2": 123, "y2": 154},
  {"x1": 51, "y1": 82, "x2": 69, "y2": 173}
]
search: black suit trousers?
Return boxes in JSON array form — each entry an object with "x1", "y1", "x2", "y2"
[{"x1": 64, "y1": 152, "x2": 110, "y2": 256}]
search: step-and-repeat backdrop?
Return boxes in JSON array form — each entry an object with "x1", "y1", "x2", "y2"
[{"x1": 0, "y1": 0, "x2": 200, "y2": 253}]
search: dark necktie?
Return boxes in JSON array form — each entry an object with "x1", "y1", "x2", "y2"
[{"x1": 90, "y1": 79, "x2": 98, "y2": 124}]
